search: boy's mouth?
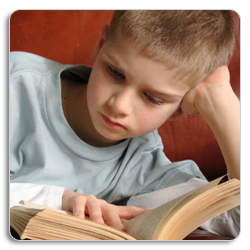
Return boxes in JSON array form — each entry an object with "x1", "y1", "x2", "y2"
[{"x1": 100, "y1": 113, "x2": 127, "y2": 131}]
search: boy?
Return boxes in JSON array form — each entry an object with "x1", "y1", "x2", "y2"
[{"x1": 10, "y1": 10, "x2": 240, "y2": 237}]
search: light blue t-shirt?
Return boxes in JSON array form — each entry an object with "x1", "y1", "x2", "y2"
[{"x1": 10, "y1": 52, "x2": 206, "y2": 205}]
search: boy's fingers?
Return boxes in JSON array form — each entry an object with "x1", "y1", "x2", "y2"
[
  {"x1": 72, "y1": 196, "x2": 86, "y2": 219},
  {"x1": 102, "y1": 205, "x2": 125, "y2": 231},
  {"x1": 116, "y1": 206, "x2": 150, "y2": 220},
  {"x1": 86, "y1": 195, "x2": 105, "y2": 224},
  {"x1": 68, "y1": 193, "x2": 147, "y2": 231}
]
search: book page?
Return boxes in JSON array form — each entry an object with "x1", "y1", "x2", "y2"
[
  {"x1": 124, "y1": 191, "x2": 195, "y2": 240},
  {"x1": 155, "y1": 179, "x2": 239, "y2": 239},
  {"x1": 174, "y1": 194, "x2": 240, "y2": 240},
  {"x1": 124, "y1": 176, "x2": 234, "y2": 240}
]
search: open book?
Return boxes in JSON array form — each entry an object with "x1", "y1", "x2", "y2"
[{"x1": 10, "y1": 176, "x2": 240, "y2": 240}]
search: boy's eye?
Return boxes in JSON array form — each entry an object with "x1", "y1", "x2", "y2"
[
  {"x1": 107, "y1": 66, "x2": 125, "y2": 79},
  {"x1": 144, "y1": 92, "x2": 164, "y2": 106}
]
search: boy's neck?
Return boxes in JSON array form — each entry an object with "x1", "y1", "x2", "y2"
[{"x1": 60, "y1": 77, "x2": 123, "y2": 147}]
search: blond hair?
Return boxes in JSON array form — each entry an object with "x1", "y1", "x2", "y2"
[{"x1": 107, "y1": 10, "x2": 235, "y2": 85}]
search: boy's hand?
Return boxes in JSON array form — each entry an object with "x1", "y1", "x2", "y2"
[
  {"x1": 181, "y1": 66, "x2": 240, "y2": 180},
  {"x1": 181, "y1": 66, "x2": 232, "y2": 116},
  {"x1": 62, "y1": 190, "x2": 148, "y2": 231}
]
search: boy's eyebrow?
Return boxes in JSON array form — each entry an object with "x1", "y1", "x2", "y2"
[
  {"x1": 150, "y1": 90, "x2": 183, "y2": 100},
  {"x1": 105, "y1": 53, "x2": 123, "y2": 70}
]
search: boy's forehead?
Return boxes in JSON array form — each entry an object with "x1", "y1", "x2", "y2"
[{"x1": 106, "y1": 25, "x2": 207, "y2": 89}]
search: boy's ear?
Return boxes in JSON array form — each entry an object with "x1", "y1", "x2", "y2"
[
  {"x1": 93, "y1": 24, "x2": 110, "y2": 61},
  {"x1": 168, "y1": 108, "x2": 184, "y2": 121}
]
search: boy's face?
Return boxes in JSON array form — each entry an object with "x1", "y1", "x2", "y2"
[{"x1": 87, "y1": 27, "x2": 191, "y2": 144}]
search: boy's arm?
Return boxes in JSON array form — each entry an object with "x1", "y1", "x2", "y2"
[{"x1": 181, "y1": 66, "x2": 240, "y2": 180}]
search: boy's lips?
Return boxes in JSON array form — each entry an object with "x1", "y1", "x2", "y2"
[{"x1": 100, "y1": 113, "x2": 127, "y2": 131}]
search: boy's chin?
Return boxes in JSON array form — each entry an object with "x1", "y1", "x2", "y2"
[{"x1": 94, "y1": 127, "x2": 126, "y2": 146}]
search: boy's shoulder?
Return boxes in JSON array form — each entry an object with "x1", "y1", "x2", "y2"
[{"x1": 10, "y1": 51, "x2": 62, "y2": 77}]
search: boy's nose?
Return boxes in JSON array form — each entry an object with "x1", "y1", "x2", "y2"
[{"x1": 108, "y1": 90, "x2": 134, "y2": 116}]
